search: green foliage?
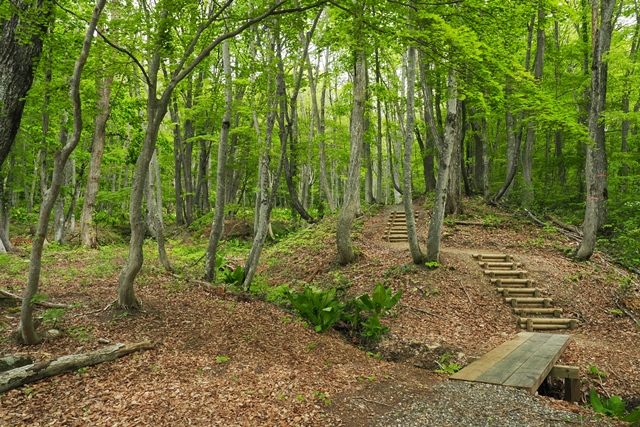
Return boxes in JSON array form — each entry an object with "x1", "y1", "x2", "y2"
[
  {"x1": 287, "y1": 286, "x2": 343, "y2": 333},
  {"x1": 221, "y1": 265, "x2": 246, "y2": 286},
  {"x1": 215, "y1": 355, "x2": 230, "y2": 364},
  {"x1": 344, "y1": 284, "x2": 402, "y2": 342},
  {"x1": 590, "y1": 389, "x2": 640, "y2": 425},
  {"x1": 424, "y1": 261, "x2": 440, "y2": 270},
  {"x1": 587, "y1": 364, "x2": 608, "y2": 379},
  {"x1": 435, "y1": 352, "x2": 462, "y2": 374},
  {"x1": 41, "y1": 308, "x2": 66, "y2": 326}
]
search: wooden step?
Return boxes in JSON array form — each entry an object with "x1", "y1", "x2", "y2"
[
  {"x1": 473, "y1": 253, "x2": 513, "y2": 262},
  {"x1": 388, "y1": 237, "x2": 408, "y2": 242},
  {"x1": 491, "y1": 278, "x2": 534, "y2": 287},
  {"x1": 497, "y1": 287, "x2": 541, "y2": 297},
  {"x1": 513, "y1": 307, "x2": 563, "y2": 317},
  {"x1": 505, "y1": 297, "x2": 553, "y2": 308},
  {"x1": 479, "y1": 261, "x2": 522, "y2": 270},
  {"x1": 518, "y1": 317, "x2": 578, "y2": 332},
  {"x1": 484, "y1": 270, "x2": 528, "y2": 278}
]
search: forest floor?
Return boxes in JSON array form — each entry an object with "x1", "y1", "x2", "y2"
[{"x1": 1, "y1": 198, "x2": 639, "y2": 426}]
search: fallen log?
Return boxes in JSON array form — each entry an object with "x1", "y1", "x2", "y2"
[
  {"x1": 0, "y1": 289, "x2": 71, "y2": 309},
  {"x1": 0, "y1": 341, "x2": 154, "y2": 393}
]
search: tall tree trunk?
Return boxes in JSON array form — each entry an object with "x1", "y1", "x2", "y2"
[
  {"x1": 337, "y1": 35, "x2": 365, "y2": 265},
  {"x1": 492, "y1": 98, "x2": 520, "y2": 203},
  {"x1": 426, "y1": 70, "x2": 458, "y2": 262},
  {"x1": 80, "y1": 74, "x2": 113, "y2": 248},
  {"x1": 204, "y1": 40, "x2": 232, "y2": 282},
  {"x1": 471, "y1": 114, "x2": 488, "y2": 197},
  {"x1": 146, "y1": 149, "x2": 172, "y2": 271},
  {"x1": 169, "y1": 100, "x2": 185, "y2": 225},
  {"x1": 21, "y1": 0, "x2": 106, "y2": 344},
  {"x1": 402, "y1": 46, "x2": 423, "y2": 263},
  {"x1": 374, "y1": 48, "x2": 384, "y2": 201},
  {"x1": 576, "y1": 0, "x2": 615, "y2": 260},
  {"x1": 418, "y1": 55, "x2": 440, "y2": 191},
  {"x1": 182, "y1": 77, "x2": 195, "y2": 225},
  {"x1": 243, "y1": 102, "x2": 279, "y2": 289},
  {"x1": 446, "y1": 100, "x2": 463, "y2": 215},
  {"x1": 522, "y1": 3, "x2": 546, "y2": 207},
  {"x1": 0, "y1": 176, "x2": 12, "y2": 253},
  {"x1": 308, "y1": 49, "x2": 335, "y2": 211}
]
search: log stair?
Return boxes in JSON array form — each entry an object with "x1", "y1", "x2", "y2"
[
  {"x1": 472, "y1": 253, "x2": 578, "y2": 332},
  {"x1": 385, "y1": 210, "x2": 419, "y2": 242}
]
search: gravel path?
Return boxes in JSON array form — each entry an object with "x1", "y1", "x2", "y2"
[{"x1": 375, "y1": 381, "x2": 617, "y2": 427}]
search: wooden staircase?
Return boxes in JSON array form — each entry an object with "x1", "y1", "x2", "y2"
[
  {"x1": 385, "y1": 210, "x2": 418, "y2": 242},
  {"x1": 473, "y1": 253, "x2": 578, "y2": 332}
]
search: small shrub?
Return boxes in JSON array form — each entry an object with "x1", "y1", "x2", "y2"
[
  {"x1": 435, "y1": 352, "x2": 462, "y2": 374},
  {"x1": 587, "y1": 364, "x2": 607, "y2": 379},
  {"x1": 287, "y1": 286, "x2": 343, "y2": 332},
  {"x1": 590, "y1": 389, "x2": 640, "y2": 424},
  {"x1": 221, "y1": 265, "x2": 246, "y2": 286},
  {"x1": 424, "y1": 261, "x2": 440, "y2": 270},
  {"x1": 41, "y1": 308, "x2": 66, "y2": 327},
  {"x1": 344, "y1": 283, "x2": 402, "y2": 342}
]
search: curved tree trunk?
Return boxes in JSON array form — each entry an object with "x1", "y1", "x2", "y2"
[
  {"x1": 426, "y1": 70, "x2": 458, "y2": 262},
  {"x1": 21, "y1": 0, "x2": 106, "y2": 344},
  {"x1": 0, "y1": 0, "x2": 49, "y2": 168},
  {"x1": 80, "y1": 74, "x2": 113, "y2": 248},
  {"x1": 146, "y1": 149, "x2": 172, "y2": 272}
]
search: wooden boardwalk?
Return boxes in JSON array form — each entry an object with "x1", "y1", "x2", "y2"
[{"x1": 451, "y1": 332, "x2": 573, "y2": 395}]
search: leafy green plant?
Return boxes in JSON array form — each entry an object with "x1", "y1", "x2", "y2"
[
  {"x1": 590, "y1": 389, "x2": 640, "y2": 425},
  {"x1": 287, "y1": 286, "x2": 343, "y2": 332},
  {"x1": 221, "y1": 265, "x2": 246, "y2": 286},
  {"x1": 41, "y1": 308, "x2": 66, "y2": 326},
  {"x1": 435, "y1": 353, "x2": 462, "y2": 374},
  {"x1": 587, "y1": 364, "x2": 607, "y2": 379},
  {"x1": 424, "y1": 261, "x2": 440, "y2": 270},
  {"x1": 215, "y1": 355, "x2": 230, "y2": 364},
  {"x1": 344, "y1": 283, "x2": 402, "y2": 342}
]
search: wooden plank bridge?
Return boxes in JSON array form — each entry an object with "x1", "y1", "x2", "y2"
[{"x1": 451, "y1": 332, "x2": 579, "y2": 401}]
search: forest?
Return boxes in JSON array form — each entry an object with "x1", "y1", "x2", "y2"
[{"x1": 1, "y1": 0, "x2": 639, "y2": 425}]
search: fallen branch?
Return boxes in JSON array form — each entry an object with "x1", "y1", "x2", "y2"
[
  {"x1": 546, "y1": 214, "x2": 582, "y2": 236},
  {"x1": 399, "y1": 303, "x2": 433, "y2": 316},
  {"x1": 0, "y1": 289, "x2": 71, "y2": 309},
  {"x1": 453, "y1": 220, "x2": 486, "y2": 226},
  {"x1": 0, "y1": 341, "x2": 154, "y2": 393}
]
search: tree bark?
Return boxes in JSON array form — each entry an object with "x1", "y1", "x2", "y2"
[
  {"x1": 446, "y1": 100, "x2": 463, "y2": 215},
  {"x1": 169, "y1": 99, "x2": 185, "y2": 225},
  {"x1": 337, "y1": 32, "x2": 365, "y2": 265},
  {"x1": 20, "y1": 0, "x2": 106, "y2": 344},
  {"x1": 426, "y1": 70, "x2": 458, "y2": 262},
  {"x1": 204, "y1": 40, "x2": 232, "y2": 282},
  {"x1": 0, "y1": 342, "x2": 154, "y2": 393},
  {"x1": 576, "y1": 0, "x2": 615, "y2": 261},
  {"x1": 146, "y1": 149, "x2": 172, "y2": 271},
  {"x1": 0, "y1": 0, "x2": 49, "y2": 168},
  {"x1": 522, "y1": 3, "x2": 546, "y2": 207},
  {"x1": 402, "y1": 46, "x2": 424, "y2": 263},
  {"x1": 374, "y1": 48, "x2": 385, "y2": 201},
  {"x1": 80, "y1": 74, "x2": 113, "y2": 248}
]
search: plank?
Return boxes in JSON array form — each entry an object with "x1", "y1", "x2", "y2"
[
  {"x1": 503, "y1": 334, "x2": 571, "y2": 392},
  {"x1": 451, "y1": 332, "x2": 534, "y2": 382},
  {"x1": 473, "y1": 333, "x2": 552, "y2": 385}
]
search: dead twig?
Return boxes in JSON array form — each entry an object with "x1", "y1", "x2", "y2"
[
  {"x1": 399, "y1": 303, "x2": 433, "y2": 316},
  {"x1": 460, "y1": 285, "x2": 473, "y2": 304}
]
